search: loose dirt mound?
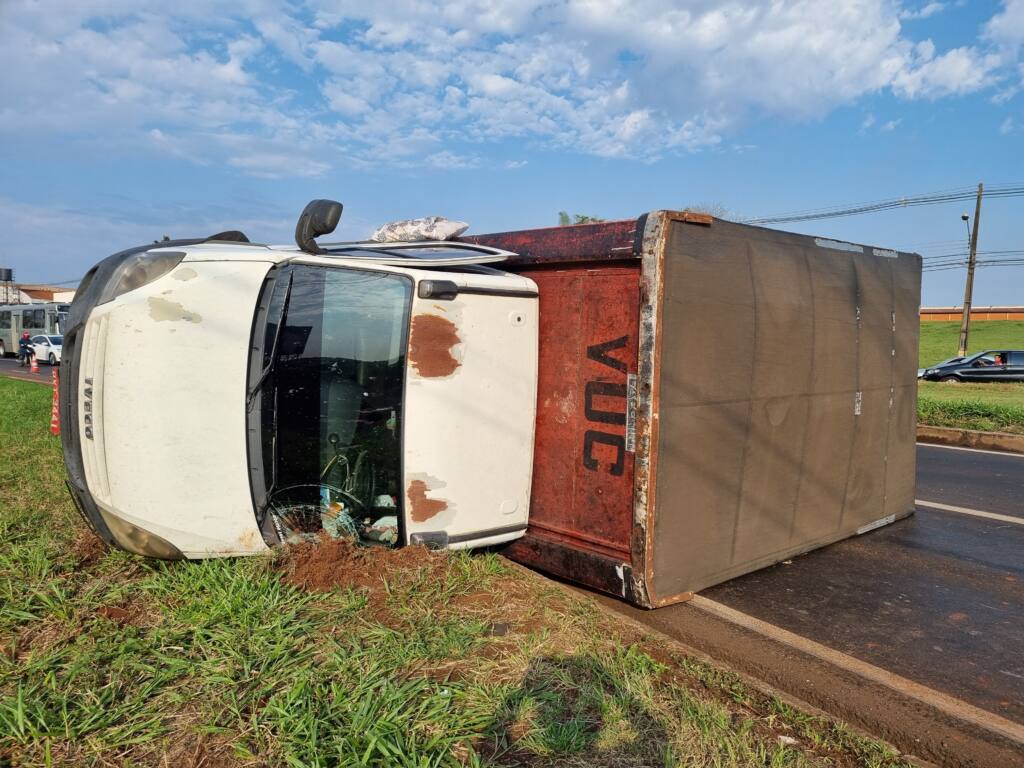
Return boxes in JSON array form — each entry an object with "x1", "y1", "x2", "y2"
[
  {"x1": 72, "y1": 528, "x2": 109, "y2": 567},
  {"x1": 282, "y1": 535, "x2": 441, "y2": 594}
]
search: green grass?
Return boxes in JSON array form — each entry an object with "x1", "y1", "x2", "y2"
[
  {"x1": 0, "y1": 377, "x2": 913, "y2": 767},
  {"x1": 916, "y1": 321, "x2": 1024, "y2": 432},
  {"x1": 918, "y1": 320, "x2": 1024, "y2": 368},
  {"x1": 918, "y1": 385, "x2": 1024, "y2": 434}
]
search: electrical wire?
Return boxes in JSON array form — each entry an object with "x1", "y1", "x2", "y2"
[{"x1": 745, "y1": 184, "x2": 1024, "y2": 225}]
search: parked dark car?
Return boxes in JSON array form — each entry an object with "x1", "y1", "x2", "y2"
[{"x1": 921, "y1": 350, "x2": 1024, "y2": 382}]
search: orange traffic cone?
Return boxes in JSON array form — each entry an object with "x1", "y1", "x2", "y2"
[
  {"x1": 30, "y1": 354, "x2": 39, "y2": 374},
  {"x1": 50, "y1": 368, "x2": 60, "y2": 436}
]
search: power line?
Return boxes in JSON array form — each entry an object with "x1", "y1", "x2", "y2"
[{"x1": 745, "y1": 183, "x2": 1024, "y2": 225}]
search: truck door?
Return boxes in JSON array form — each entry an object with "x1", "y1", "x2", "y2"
[{"x1": 401, "y1": 275, "x2": 538, "y2": 549}]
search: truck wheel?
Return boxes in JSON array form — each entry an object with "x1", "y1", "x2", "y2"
[{"x1": 939, "y1": 375, "x2": 960, "y2": 383}]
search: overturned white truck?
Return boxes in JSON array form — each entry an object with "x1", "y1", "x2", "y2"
[
  {"x1": 61, "y1": 201, "x2": 539, "y2": 558},
  {"x1": 62, "y1": 201, "x2": 921, "y2": 607}
]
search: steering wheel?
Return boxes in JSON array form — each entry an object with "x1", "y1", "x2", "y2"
[{"x1": 269, "y1": 483, "x2": 365, "y2": 517}]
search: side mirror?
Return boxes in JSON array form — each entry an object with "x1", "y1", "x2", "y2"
[{"x1": 295, "y1": 199, "x2": 343, "y2": 254}]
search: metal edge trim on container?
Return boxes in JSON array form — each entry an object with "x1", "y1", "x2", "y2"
[{"x1": 629, "y1": 211, "x2": 671, "y2": 608}]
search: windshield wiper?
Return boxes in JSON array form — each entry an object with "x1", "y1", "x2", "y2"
[{"x1": 246, "y1": 272, "x2": 293, "y2": 411}]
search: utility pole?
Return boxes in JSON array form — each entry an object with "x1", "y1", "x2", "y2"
[{"x1": 957, "y1": 183, "x2": 983, "y2": 357}]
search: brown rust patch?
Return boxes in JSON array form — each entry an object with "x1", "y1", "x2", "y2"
[
  {"x1": 408, "y1": 313, "x2": 460, "y2": 378},
  {"x1": 407, "y1": 479, "x2": 448, "y2": 522}
]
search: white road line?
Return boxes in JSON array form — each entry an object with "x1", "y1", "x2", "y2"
[
  {"x1": 916, "y1": 499, "x2": 1024, "y2": 526},
  {"x1": 917, "y1": 441, "x2": 1024, "y2": 458},
  {"x1": 689, "y1": 594, "x2": 1024, "y2": 745}
]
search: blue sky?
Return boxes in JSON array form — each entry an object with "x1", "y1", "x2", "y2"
[{"x1": 1, "y1": 0, "x2": 1022, "y2": 306}]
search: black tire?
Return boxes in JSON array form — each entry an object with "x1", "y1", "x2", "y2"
[
  {"x1": 939, "y1": 375, "x2": 960, "y2": 383},
  {"x1": 48, "y1": 353, "x2": 57, "y2": 365}
]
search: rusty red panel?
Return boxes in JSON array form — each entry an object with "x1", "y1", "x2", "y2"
[
  {"x1": 521, "y1": 265, "x2": 641, "y2": 565},
  {"x1": 461, "y1": 218, "x2": 641, "y2": 266}
]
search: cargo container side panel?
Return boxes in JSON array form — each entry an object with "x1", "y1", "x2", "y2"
[
  {"x1": 791, "y1": 392, "x2": 857, "y2": 542},
  {"x1": 839, "y1": 255, "x2": 894, "y2": 529},
  {"x1": 650, "y1": 221, "x2": 757, "y2": 594},
  {"x1": 884, "y1": 254, "x2": 922, "y2": 520},
  {"x1": 731, "y1": 238, "x2": 815, "y2": 560},
  {"x1": 791, "y1": 252, "x2": 859, "y2": 541},
  {"x1": 651, "y1": 221, "x2": 919, "y2": 599},
  {"x1": 657, "y1": 234, "x2": 756, "y2": 409}
]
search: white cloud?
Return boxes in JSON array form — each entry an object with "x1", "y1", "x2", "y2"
[
  {"x1": 881, "y1": 118, "x2": 903, "y2": 131},
  {"x1": 1001, "y1": 115, "x2": 1019, "y2": 133},
  {"x1": 986, "y1": 0, "x2": 1024, "y2": 49},
  {"x1": 892, "y1": 46, "x2": 1002, "y2": 98},
  {"x1": 0, "y1": 0, "x2": 1020, "y2": 173},
  {"x1": 900, "y1": 2, "x2": 945, "y2": 20}
]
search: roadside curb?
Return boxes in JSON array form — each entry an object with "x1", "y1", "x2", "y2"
[{"x1": 917, "y1": 424, "x2": 1024, "y2": 454}]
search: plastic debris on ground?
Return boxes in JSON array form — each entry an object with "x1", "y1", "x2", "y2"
[{"x1": 370, "y1": 216, "x2": 469, "y2": 242}]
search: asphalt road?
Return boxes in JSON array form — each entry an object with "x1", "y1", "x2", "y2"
[
  {"x1": 0, "y1": 356, "x2": 59, "y2": 384},
  {"x1": 671, "y1": 444, "x2": 1024, "y2": 723}
]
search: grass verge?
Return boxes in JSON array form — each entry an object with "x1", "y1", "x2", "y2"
[
  {"x1": 0, "y1": 377, "x2": 913, "y2": 767},
  {"x1": 917, "y1": 321, "x2": 1024, "y2": 433},
  {"x1": 918, "y1": 383, "x2": 1024, "y2": 434},
  {"x1": 918, "y1": 320, "x2": 1024, "y2": 369}
]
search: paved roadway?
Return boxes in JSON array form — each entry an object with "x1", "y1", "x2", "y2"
[
  {"x1": 0, "y1": 356, "x2": 59, "y2": 384},
  {"x1": 661, "y1": 443, "x2": 1024, "y2": 723}
]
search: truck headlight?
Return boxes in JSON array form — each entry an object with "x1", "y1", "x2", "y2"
[{"x1": 98, "y1": 250, "x2": 186, "y2": 305}]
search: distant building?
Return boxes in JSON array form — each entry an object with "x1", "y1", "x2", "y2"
[
  {"x1": 0, "y1": 283, "x2": 77, "y2": 304},
  {"x1": 920, "y1": 306, "x2": 1024, "y2": 321}
]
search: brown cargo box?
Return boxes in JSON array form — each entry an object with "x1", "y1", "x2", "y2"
[{"x1": 465, "y1": 211, "x2": 921, "y2": 608}]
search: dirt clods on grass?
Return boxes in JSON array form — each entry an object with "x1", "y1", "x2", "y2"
[
  {"x1": 281, "y1": 535, "x2": 442, "y2": 595},
  {"x1": 72, "y1": 528, "x2": 108, "y2": 568}
]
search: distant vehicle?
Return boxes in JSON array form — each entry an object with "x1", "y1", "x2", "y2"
[
  {"x1": 31, "y1": 334, "x2": 63, "y2": 365},
  {"x1": 921, "y1": 350, "x2": 1024, "y2": 382},
  {"x1": 918, "y1": 356, "x2": 963, "y2": 378},
  {"x1": 0, "y1": 302, "x2": 71, "y2": 357}
]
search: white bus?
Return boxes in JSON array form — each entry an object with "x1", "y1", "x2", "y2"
[{"x1": 0, "y1": 302, "x2": 71, "y2": 357}]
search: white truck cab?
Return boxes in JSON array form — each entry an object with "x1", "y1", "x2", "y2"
[{"x1": 61, "y1": 201, "x2": 538, "y2": 559}]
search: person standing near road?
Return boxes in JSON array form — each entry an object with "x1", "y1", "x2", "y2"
[{"x1": 18, "y1": 331, "x2": 33, "y2": 367}]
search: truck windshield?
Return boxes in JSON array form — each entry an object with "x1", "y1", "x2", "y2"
[{"x1": 254, "y1": 265, "x2": 411, "y2": 546}]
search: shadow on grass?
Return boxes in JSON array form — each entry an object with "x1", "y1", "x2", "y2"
[{"x1": 477, "y1": 652, "x2": 672, "y2": 767}]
